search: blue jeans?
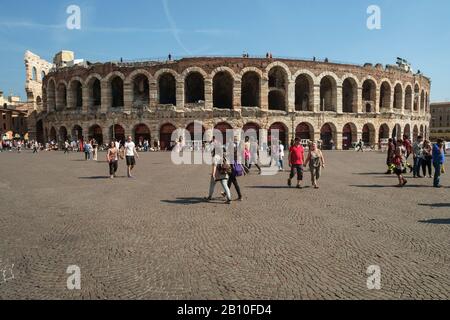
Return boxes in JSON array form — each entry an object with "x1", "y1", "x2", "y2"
[
  {"x1": 433, "y1": 162, "x2": 442, "y2": 187},
  {"x1": 413, "y1": 157, "x2": 422, "y2": 177}
]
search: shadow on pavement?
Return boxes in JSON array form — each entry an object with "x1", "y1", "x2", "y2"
[
  {"x1": 351, "y1": 184, "x2": 432, "y2": 188},
  {"x1": 79, "y1": 176, "x2": 113, "y2": 180},
  {"x1": 161, "y1": 197, "x2": 207, "y2": 205},
  {"x1": 247, "y1": 185, "x2": 311, "y2": 189},
  {"x1": 419, "y1": 203, "x2": 450, "y2": 208},
  {"x1": 418, "y1": 219, "x2": 450, "y2": 225}
]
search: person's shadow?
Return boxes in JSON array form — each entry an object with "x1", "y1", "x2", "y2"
[
  {"x1": 161, "y1": 197, "x2": 207, "y2": 205},
  {"x1": 418, "y1": 218, "x2": 450, "y2": 225}
]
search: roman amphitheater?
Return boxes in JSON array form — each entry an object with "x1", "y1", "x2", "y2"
[{"x1": 28, "y1": 53, "x2": 431, "y2": 150}]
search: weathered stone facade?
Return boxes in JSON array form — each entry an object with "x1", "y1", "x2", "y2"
[{"x1": 35, "y1": 57, "x2": 431, "y2": 150}]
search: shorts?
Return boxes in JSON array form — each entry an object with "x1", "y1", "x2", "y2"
[
  {"x1": 126, "y1": 156, "x2": 136, "y2": 166},
  {"x1": 394, "y1": 168, "x2": 403, "y2": 176}
]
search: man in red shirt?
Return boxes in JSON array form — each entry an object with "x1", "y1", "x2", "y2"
[{"x1": 288, "y1": 138, "x2": 305, "y2": 189}]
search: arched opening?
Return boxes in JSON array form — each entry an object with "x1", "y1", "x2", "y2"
[
  {"x1": 243, "y1": 122, "x2": 261, "y2": 142},
  {"x1": 214, "y1": 122, "x2": 233, "y2": 145},
  {"x1": 393, "y1": 84, "x2": 403, "y2": 110},
  {"x1": 59, "y1": 126, "x2": 68, "y2": 143},
  {"x1": 320, "y1": 76, "x2": 337, "y2": 112},
  {"x1": 296, "y1": 122, "x2": 314, "y2": 141},
  {"x1": 405, "y1": 85, "x2": 413, "y2": 110},
  {"x1": 133, "y1": 74, "x2": 149, "y2": 107},
  {"x1": 392, "y1": 124, "x2": 402, "y2": 140},
  {"x1": 185, "y1": 72, "x2": 205, "y2": 104},
  {"x1": 186, "y1": 122, "x2": 206, "y2": 150},
  {"x1": 49, "y1": 127, "x2": 57, "y2": 142},
  {"x1": 420, "y1": 90, "x2": 425, "y2": 113},
  {"x1": 269, "y1": 122, "x2": 288, "y2": 146},
  {"x1": 241, "y1": 71, "x2": 260, "y2": 107},
  {"x1": 47, "y1": 80, "x2": 56, "y2": 111},
  {"x1": 342, "y1": 123, "x2": 357, "y2": 150},
  {"x1": 213, "y1": 71, "x2": 233, "y2": 109},
  {"x1": 32, "y1": 67, "x2": 37, "y2": 81},
  {"x1": 71, "y1": 80, "x2": 83, "y2": 109},
  {"x1": 379, "y1": 81, "x2": 391, "y2": 111},
  {"x1": 36, "y1": 120, "x2": 44, "y2": 143},
  {"x1": 320, "y1": 123, "x2": 336, "y2": 150},
  {"x1": 56, "y1": 83, "x2": 67, "y2": 110},
  {"x1": 89, "y1": 78, "x2": 102, "y2": 110},
  {"x1": 89, "y1": 125, "x2": 103, "y2": 145},
  {"x1": 110, "y1": 124, "x2": 125, "y2": 144},
  {"x1": 159, "y1": 73, "x2": 176, "y2": 105},
  {"x1": 36, "y1": 96, "x2": 42, "y2": 109},
  {"x1": 425, "y1": 93, "x2": 429, "y2": 112},
  {"x1": 379, "y1": 124, "x2": 390, "y2": 141},
  {"x1": 342, "y1": 78, "x2": 357, "y2": 113},
  {"x1": 420, "y1": 124, "x2": 424, "y2": 137},
  {"x1": 404, "y1": 124, "x2": 411, "y2": 139},
  {"x1": 134, "y1": 124, "x2": 151, "y2": 145},
  {"x1": 414, "y1": 84, "x2": 420, "y2": 111},
  {"x1": 362, "y1": 124, "x2": 375, "y2": 146},
  {"x1": 413, "y1": 125, "x2": 419, "y2": 142},
  {"x1": 362, "y1": 79, "x2": 376, "y2": 113},
  {"x1": 268, "y1": 67, "x2": 288, "y2": 111},
  {"x1": 111, "y1": 76, "x2": 124, "y2": 108},
  {"x1": 72, "y1": 125, "x2": 83, "y2": 141},
  {"x1": 41, "y1": 71, "x2": 46, "y2": 81},
  {"x1": 295, "y1": 74, "x2": 313, "y2": 111},
  {"x1": 160, "y1": 123, "x2": 177, "y2": 151}
]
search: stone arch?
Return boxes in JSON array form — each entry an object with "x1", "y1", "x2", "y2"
[
  {"x1": 211, "y1": 66, "x2": 238, "y2": 81},
  {"x1": 342, "y1": 77, "x2": 358, "y2": 113},
  {"x1": 157, "y1": 72, "x2": 177, "y2": 105},
  {"x1": 268, "y1": 66, "x2": 289, "y2": 111},
  {"x1": 131, "y1": 73, "x2": 150, "y2": 108},
  {"x1": 404, "y1": 124, "x2": 411, "y2": 139},
  {"x1": 241, "y1": 71, "x2": 261, "y2": 107},
  {"x1": 72, "y1": 125, "x2": 83, "y2": 141},
  {"x1": 362, "y1": 78, "x2": 376, "y2": 112},
  {"x1": 85, "y1": 74, "x2": 102, "y2": 110},
  {"x1": 362, "y1": 123, "x2": 376, "y2": 146},
  {"x1": 319, "y1": 74, "x2": 338, "y2": 112},
  {"x1": 265, "y1": 61, "x2": 292, "y2": 80},
  {"x1": 342, "y1": 122, "x2": 357, "y2": 150},
  {"x1": 393, "y1": 83, "x2": 403, "y2": 110},
  {"x1": 46, "y1": 79, "x2": 56, "y2": 111},
  {"x1": 320, "y1": 123, "x2": 337, "y2": 150},
  {"x1": 160, "y1": 123, "x2": 177, "y2": 150},
  {"x1": 49, "y1": 126, "x2": 57, "y2": 142},
  {"x1": 379, "y1": 80, "x2": 392, "y2": 111},
  {"x1": 69, "y1": 77, "x2": 83, "y2": 109},
  {"x1": 110, "y1": 76, "x2": 124, "y2": 109},
  {"x1": 134, "y1": 123, "x2": 151, "y2": 144},
  {"x1": 239, "y1": 67, "x2": 265, "y2": 80},
  {"x1": 404, "y1": 84, "x2": 413, "y2": 110},
  {"x1": 296, "y1": 122, "x2": 314, "y2": 141},
  {"x1": 379, "y1": 123, "x2": 390, "y2": 141},
  {"x1": 243, "y1": 122, "x2": 261, "y2": 142},
  {"x1": 110, "y1": 124, "x2": 126, "y2": 144},
  {"x1": 213, "y1": 70, "x2": 234, "y2": 109},
  {"x1": 295, "y1": 73, "x2": 314, "y2": 111},
  {"x1": 184, "y1": 70, "x2": 205, "y2": 104},
  {"x1": 56, "y1": 81, "x2": 68, "y2": 110},
  {"x1": 89, "y1": 124, "x2": 103, "y2": 145},
  {"x1": 186, "y1": 122, "x2": 206, "y2": 144},
  {"x1": 414, "y1": 84, "x2": 420, "y2": 111},
  {"x1": 214, "y1": 122, "x2": 234, "y2": 145},
  {"x1": 59, "y1": 126, "x2": 68, "y2": 142},
  {"x1": 269, "y1": 122, "x2": 289, "y2": 146}
]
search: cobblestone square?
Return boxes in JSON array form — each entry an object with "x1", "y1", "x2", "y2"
[{"x1": 0, "y1": 150, "x2": 448, "y2": 300}]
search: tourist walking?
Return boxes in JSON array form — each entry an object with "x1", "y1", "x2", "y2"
[
  {"x1": 106, "y1": 141, "x2": 119, "y2": 179},
  {"x1": 393, "y1": 144, "x2": 408, "y2": 187},
  {"x1": 205, "y1": 148, "x2": 232, "y2": 204},
  {"x1": 386, "y1": 138, "x2": 395, "y2": 174},
  {"x1": 356, "y1": 139, "x2": 364, "y2": 152},
  {"x1": 432, "y1": 139, "x2": 445, "y2": 188},
  {"x1": 249, "y1": 138, "x2": 262, "y2": 174},
  {"x1": 278, "y1": 141, "x2": 285, "y2": 171},
  {"x1": 84, "y1": 141, "x2": 92, "y2": 160},
  {"x1": 32, "y1": 141, "x2": 39, "y2": 153},
  {"x1": 304, "y1": 142, "x2": 325, "y2": 189},
  {"x1": 413, "y1": 136, "x2": 424, "y2": 178},
  {"x1": 422, "y1": 140, "x2": 433, "y2": 178},
  {"x1": 222, "y1": 146, "x2": 244, "y2": 201},
  {"x1": 92, "y1": 139, "x2": 98, "y2": 161},
  {"x1": 124, "y1": 136, "x2": 139, "y2": 178},
  {"x1": 288, "y1": 138, "x2": 305, "y2": 189},
  {"x1": 403, "y1": 135, "x2": 414, "y2": 173},
  {"x1": 64, "y1": 140, "x2": 70, "y2": 154}
]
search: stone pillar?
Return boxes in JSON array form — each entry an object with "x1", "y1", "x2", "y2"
[
  {"x1": 314, "y1": 131, "x2": 321, "y2": 144},
  {"x1": 204, "y1": 78, "x2": 213, "y2": 110},
  {"x1": 101, "y1": 82, "x2": 110, "y2": 113},
  {"x1": 150, "y1": 79, "x2": 158, "y2": 109},
  {"x1": 82, "y1": 86, "x2": 89, "y2": 114},
  {"x1": 287, "y1": 80, "x2": 295, "y2": 113},
  {"x1": 233, "y1": 80, "x2": 241, "y2": 111},
  {"x1": 400, "y1": 90, "x2": 405, "y2": 115},
  {"x1": 357, "y1": 87, "x2": 363, "y2": 113},
  {"x1": 335, "y1": 131, "x2": 343, "y2": 150},
  {"x1": 260, "y1": 78, "x2": 269, "y2": 111},
  {"x1": 336, "y1": 85, "x2": 343, "y2": 113},
  {"x1": 176, "y1": 77, "x2": 184, "y2": 108},
  {"x1": 389, "y1": 91, "x2": 394, "y2": 113},
  {"x1": 124, "y1": 82, "x2": 133, "y2": 112},
  {"x1": 313, "y1": 85, "x2": 321, "y2": 113},
  {"x1": 375, "y1": 88, "x2": 380, "y2": 114}
]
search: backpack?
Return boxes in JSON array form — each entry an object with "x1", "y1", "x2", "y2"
[
  {"x1": 233, "y1": 163, "x2": 244, "y2": 177},
  {"x1": 218, "y1": 159, "x2": 232, "y2": 175}
]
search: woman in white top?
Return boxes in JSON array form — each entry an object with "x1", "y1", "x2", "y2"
[
  {"x1": 278, "y1": 141, "x2": 285, "y2": 171},
  {"x1": 205, "y1": 148, "x2": 232, "y2": 204}
]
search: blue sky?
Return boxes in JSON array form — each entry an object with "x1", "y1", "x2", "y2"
[{"x1": 0, "y1": 0, "x2": 449, "y2": 101}]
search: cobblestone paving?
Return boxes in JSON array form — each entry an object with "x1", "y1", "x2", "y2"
[{"x1": 0, "y1": 150, "x2": 448, "y2": 300}]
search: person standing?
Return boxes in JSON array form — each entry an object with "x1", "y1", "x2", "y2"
[
  {"x1": 278, "y1": 141, "x2": 285, "y2": 172},
  {"x1": 403, "y1": 135, "x2": 414, "y2": 173},
  {"x1": 304, "y1": 142, "x2": 325, "y2": 189},
  {"x1": 386, "y1": 138, "x2": 395, "y2": 174},
  {"x1": 356, "y1": 139, "x2": 364, "y2": 152},
  {"x1": 32, "y1": 140, "x2": 39, "y2": 154},
  {"x1": 124, "y1": 136, "x2": 139, "y2": 178},
  {"x1": 84, "y1": 141, "x2": 92, "y2": 160},
  {"x1": 249, "y1": 138, "x2": 262, "y2": 174},
  {"x1": 92, "y1": 139, "x2": 98, "y2": 161},
  {"x1": 288, "y1": 138, "x2": 305, "y2": 189},
  {"x1": 64, "y1": 140, "x2": 70, "y2": 154},
  {"x1": 107, "y1": 141, "x2": 119, "y2": 179},
  {"x1": 421, "y1": 140, "x2": 433, "y2": 178},
  {"x1": 432, "y1": 139, "x2": 445, "y2": 188},
  {"x1": 393, "y1": 145, "x2": 408, "y2": 187},
  {"x1": 205, "y1": 148, "x2": 232, "y2": 204},
  {"x1": 223, "y1": 145, "x2": 244, "y2": 201},
  {"x1": 412, "y1": 136, "x2": 424, "y2": 178}
]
